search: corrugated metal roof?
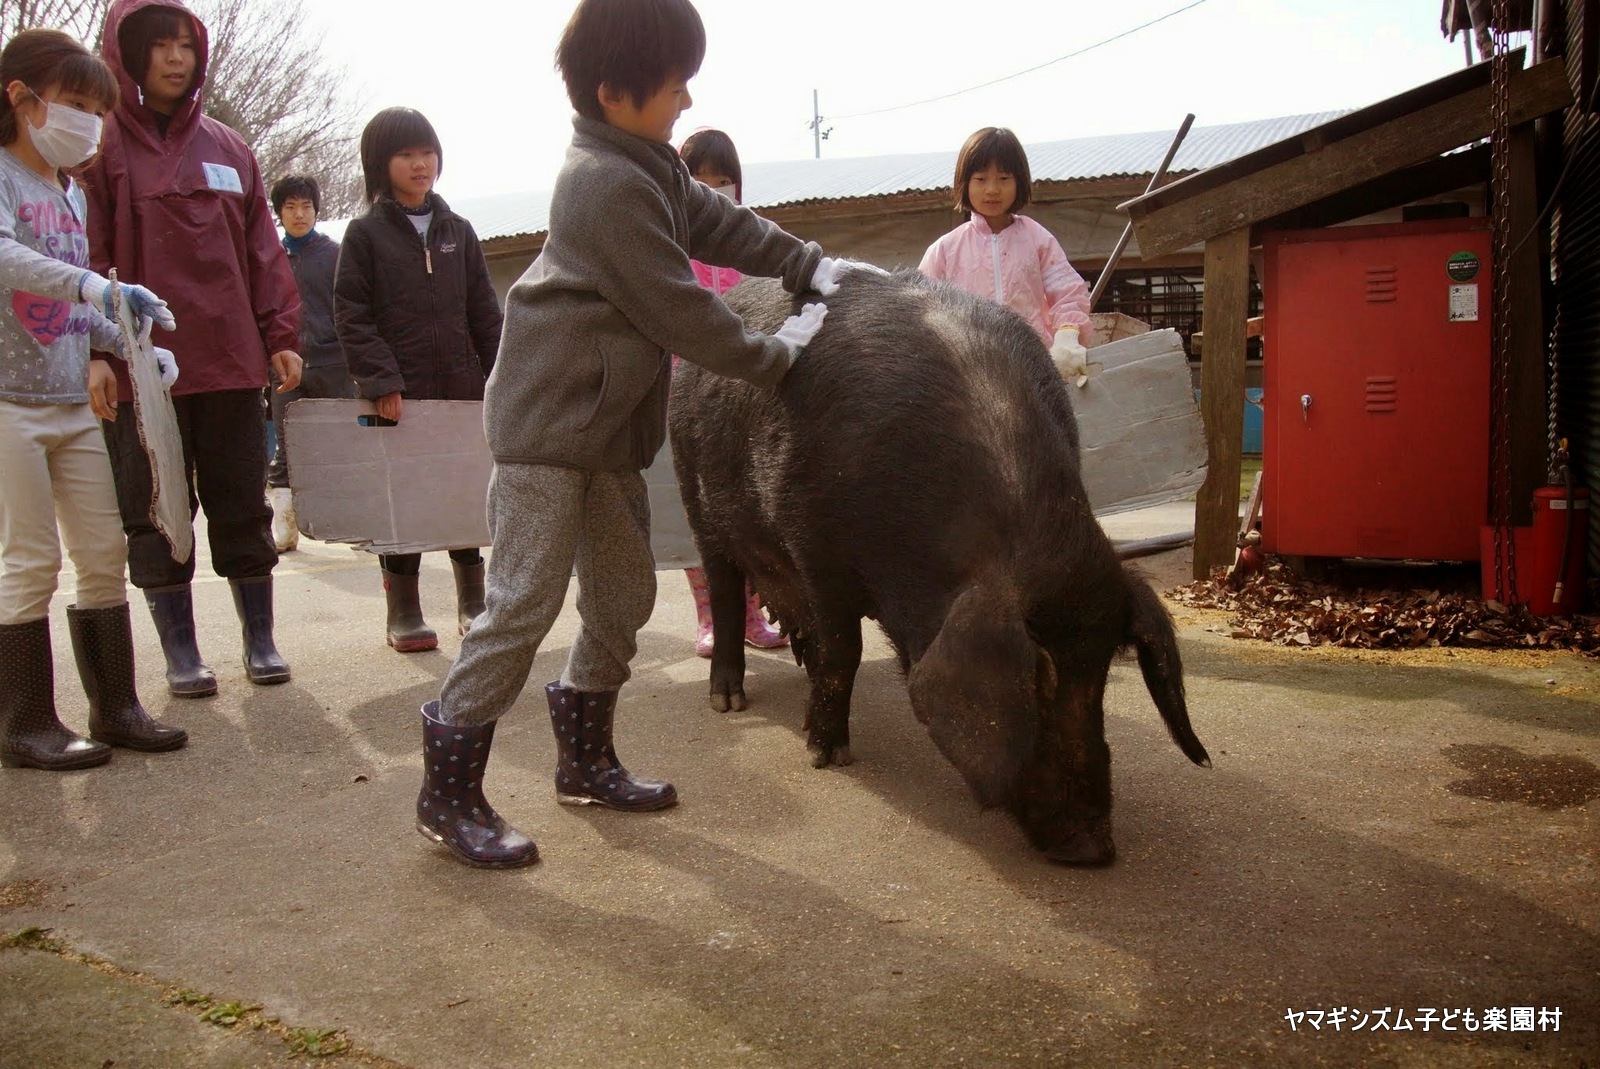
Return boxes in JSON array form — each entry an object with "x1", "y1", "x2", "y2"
[{"x1": 455, "y1": 110, "x2": 1348, "y2": 244}]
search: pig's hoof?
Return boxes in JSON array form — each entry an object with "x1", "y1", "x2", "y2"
[
  {"x1": 1044, "y1": 830, "x2": 1117, "y2": 867},
  {"x1": 708, "y1": 688, "x2": 747, "y2": 713},
  {"x1": 808, "y1": 744, "x2": 853, "y2": 768}
]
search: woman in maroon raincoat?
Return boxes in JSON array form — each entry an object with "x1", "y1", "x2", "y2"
[{"x1": 83, "y1": 0, "x2": 303, "y2": 697}]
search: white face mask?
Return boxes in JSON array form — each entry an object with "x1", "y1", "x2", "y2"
[
  {"x1": 710, "y1": 182, "x2": 737, "y2": 201},
  {"x1": 27, "y1": 92, "x2": 103, "y2": 169}
]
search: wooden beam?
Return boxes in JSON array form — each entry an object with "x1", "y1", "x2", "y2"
[
  {"x1": 1251, "y1": 143, "x2": 1490, "y2": 236},
  {"x1": 1126, "y1": 51, "x2": 1513, "y2": 217},
  {"x1": 1505, "y1": 122, "x2": 1547, "y2": 525},
  {"x1": 1194, "y1": 226, "x2": 1251, "y2": 580},
  {"x1": 1124, "y1": 58, "x2": 1571, "y2": 260}
]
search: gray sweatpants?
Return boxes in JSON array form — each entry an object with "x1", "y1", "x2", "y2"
[{"x1": 438, "y1": 462, "x2": 655, "y2": 727}]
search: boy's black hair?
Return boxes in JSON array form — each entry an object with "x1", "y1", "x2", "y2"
[
  {"x1": 116, "y1": 5, "x2": 193, "y2": 88},
  {"x1": 0, "y1": 28, "x2": 119, "y2": 147},
  {"x1": 679, "y1": 128, "x2": 741, "y2": 202},
  {"x1": 359, "y1": 107, "x2": 443, "y2": 204},
  {"x1": 270, "y1": 173, "x2": 321, "y2": 216},
  {"x1": 952, "y1": 127, "x2": 1033, "y2": 219},
  {"x1": 556, "y1": 0, "x2": 706, "y2": 123}
]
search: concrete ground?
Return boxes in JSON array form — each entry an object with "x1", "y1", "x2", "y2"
[{"x1": 1, "y1": 505, "x2": 1596, "y2": 1068}]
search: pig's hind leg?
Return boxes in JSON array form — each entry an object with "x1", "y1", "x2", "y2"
[
  {"x1": 703, "y1": 551, "x2": 749, "y2": 712},
  {"x1": 802, "y1": 611, "x2": 862, "y2": 768}
]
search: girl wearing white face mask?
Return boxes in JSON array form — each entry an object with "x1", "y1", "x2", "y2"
[
  {"x1": 0, "y1": 28, "x2": 187, "y2": 771},
  {"x1": 674, "y1": 127, "x2": 788, "y2": 656}
]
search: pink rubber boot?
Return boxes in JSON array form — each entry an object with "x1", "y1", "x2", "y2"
[
  {"x1": 744, "y1": 586, "x2": 788, "y2": 649},
  {"x1": 686, "y1": 567, "x2": 714, "y2": 658}
]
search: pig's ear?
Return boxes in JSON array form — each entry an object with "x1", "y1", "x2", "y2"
[{"x1": 907, "y1": 586, "x2": 1041, "y2": 807}]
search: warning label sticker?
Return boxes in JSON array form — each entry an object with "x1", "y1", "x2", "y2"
[
  {"x1": 1447, "y1": 251, "x2": 1481, "y2": 282},
  {"x1": 1448, "y1": 283, "x2": 1479, "y2": 322}
]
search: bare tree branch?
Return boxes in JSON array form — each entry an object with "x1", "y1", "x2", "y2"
[
  {"x1": 0, "y1": 0, "x2": 109, "y2": 41},
  {"x1": 190, "y1": 0, "x2": 366, "y2": 217},
  {"x1": 1, "y1": 0, "x2": 365, "y2": 217}
]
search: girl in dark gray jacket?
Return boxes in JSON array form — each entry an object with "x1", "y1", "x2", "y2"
[{"x1": 335, "y1": 107, "x2": 504, "y2": 653}]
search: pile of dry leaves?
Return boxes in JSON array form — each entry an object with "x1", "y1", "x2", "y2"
[{"x1": 1170, "y1": 559, "x2": 1600, "y2": 655}]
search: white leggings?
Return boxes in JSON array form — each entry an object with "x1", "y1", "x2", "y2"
[{"x1": 0, "y1": 399, "x2": 128, "y2": 625}]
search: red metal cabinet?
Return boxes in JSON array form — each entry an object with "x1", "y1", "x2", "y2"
[{"x1": 1262, "y1": 219, "x2": 1492, "y2": 561}]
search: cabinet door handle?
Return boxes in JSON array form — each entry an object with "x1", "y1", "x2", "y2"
[{"x1": 1300, "y1": 394, "x2": 1313, "y2": 423}]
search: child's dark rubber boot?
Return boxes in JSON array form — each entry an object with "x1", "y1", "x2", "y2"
[
  {"x1": 452, "y1": 559, "x2": 486, "y2": 635},
  {"x1": 144, "y1": 585, "x2": 217, "y2": 698},
  {"x1": 416, "y1": 700, "x2": 538, "y2": 868},
  {"x1": 67, "y1": 603, "x2": 186, "y2": 752},
  {"x1": 0, "y1": 618, "x2": 111, "y2": 771},
  {"x1": 382, "y1": 567, "x2": 438, "y2": 652},
  {"x1": 545, "y1": 682, "x2": 677, "y2": 811},
  {"x1": 230, "y1": 577, "x2": 291, "y2": 684}
]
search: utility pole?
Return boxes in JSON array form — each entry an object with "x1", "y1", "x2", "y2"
[{"x1": 809, "y1": 90, "x2": 832, "y2": 159}]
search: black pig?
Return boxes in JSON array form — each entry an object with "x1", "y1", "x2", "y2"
[{"x1": 668, "y1": 270, "x2": 1209, "y2": 864}]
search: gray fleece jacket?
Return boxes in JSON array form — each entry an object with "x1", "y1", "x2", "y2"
[{"x1": 484, "y1": 116, "x2": 822, "y2": 471}]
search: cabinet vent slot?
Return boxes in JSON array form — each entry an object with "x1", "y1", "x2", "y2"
[
  {"x1": 1365, "y1": 375, "x2": 1398, "y2": 413},
  {"x1": 1365, "y1": 266, "x2": 1399, "y2": 303}
]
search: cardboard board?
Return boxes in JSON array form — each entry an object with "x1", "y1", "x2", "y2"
[
  {"x1": 1072, "y1": 328, "x2": 1208, "y2": 515},
  {"x1": 285, "y1": 398, "x2": 701, "y2": 565},
  {"x1": 114, "y1": 287, "x2": 191, "y2": 565},
  {"x1": 285, "y1": 399, "x2": 490, "y2": 555},
  {"x1": 286, "y1": 339, "x2": 1205, "y2": 558}
]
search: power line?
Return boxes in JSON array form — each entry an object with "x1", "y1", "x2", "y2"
[{"x1": 828, "y1": 0, "x2": 1211, "y2": 122}]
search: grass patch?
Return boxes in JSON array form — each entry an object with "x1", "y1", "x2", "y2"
[
  {"x1": 1241, "y1": 456, "x2": 1262, "y2": 501},
  {"x1": 1, "y1": 926, "x2": 66, "y2": 952},
  {"x1": 287, "y1": 1026, "x2": 350, "y2": 1057},
  {"x1": 199, "y1": 1000, "x2": 259, "y2": 1026}
]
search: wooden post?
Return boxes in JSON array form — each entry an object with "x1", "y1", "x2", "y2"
[
  {"x1": 1505, "y1": 122, "x2": 1547, "y2": 524},
  {"x1": 1194, "y1": 226, "x2": 1251, "y2": 580}
]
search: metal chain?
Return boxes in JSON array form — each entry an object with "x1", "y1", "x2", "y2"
[
  {"x1": 1488, "y1": 0, "x2": 1518, "y2": 605},
  {"x1": 1548, "y1": 307, "x2": 1561, "y2": 484}
]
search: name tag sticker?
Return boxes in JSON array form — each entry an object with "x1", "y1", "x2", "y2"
[{"x1": 202, "y1": 163, "x2": 243, "y2": 194}]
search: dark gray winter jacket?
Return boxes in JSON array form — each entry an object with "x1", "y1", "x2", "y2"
[
  {"x1": 485, "y1": 116, "x2": 822, "y2": 472},
  {"x1": 286, "y1": 230, "x2": 342, "y2": 368}
]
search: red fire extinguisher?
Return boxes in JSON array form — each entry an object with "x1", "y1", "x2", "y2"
[{"x1": 1525, "y1": 482, "x2": 1588, "y2": 616}]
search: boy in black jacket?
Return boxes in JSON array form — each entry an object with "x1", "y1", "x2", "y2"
[
  {"x1": 411, "y1": 0, "x2": 876, "y2": 869},
  {"x1": 267, "y1": 174, "x2": 355, "y2": 553}
]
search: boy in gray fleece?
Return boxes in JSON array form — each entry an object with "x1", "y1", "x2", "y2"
[{"x1": 413, "y1": 0, "x2": 875, "y2": 868}]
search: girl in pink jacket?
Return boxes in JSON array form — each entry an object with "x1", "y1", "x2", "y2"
[
  {"x1": 677, "y1": 128, "x2": 785, "y2": 655},
  {"x1": 919, "y1": 127, "x2": 1092, "y2": 383}
]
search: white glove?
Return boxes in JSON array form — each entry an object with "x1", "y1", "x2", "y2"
[
  {"x1": 1051, "y1": 325, "x2": 1088, "y2": 387},
  {"x1": 809, "y1": 256, "x2": 889, "y2": 296},
  {"x1": 773, "y1": 302, "x2": 829, "y2": 364},
  {"x1": 153, "y1": 346, "x2": 179, "y2": 389},
  {"x1": 78, "y1": 270, "x2": 177, "y2": 332}
]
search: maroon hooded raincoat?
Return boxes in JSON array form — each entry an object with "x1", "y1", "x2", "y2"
[{"x1": 83, "y1": 0, "x2": 300, "y2": 399}]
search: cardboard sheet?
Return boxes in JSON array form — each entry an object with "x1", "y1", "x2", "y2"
[
  {"x1": 1072, "y1": 328, "x2": 1208, "y2": 516},
  {"x1": 285, "y1": 399, "x2": 701, "y2": 564},
  {"x1": 285, "y1": 338, "x2": 1205, "y2": 560}
]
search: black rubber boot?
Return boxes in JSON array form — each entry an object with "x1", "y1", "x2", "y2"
[
  {"x1": 545, "y1": 682, "x2": 677, "y2": 811},
  {"x1": 144, "y1": 585, "x2": 217, "y2": 698},
  {"x1": 415, "y1": 700, "x2": 538, "y2": 868},
  {"x1": 67, "y1": 603, "x2": 187, "y2": 752},
  {"x1": 382, "y1": 567, "x2": 437, "y2": 652},
  {"x1": 229, "y1": 577, "x2": 291, "y2": 685},
  {"x1": 0, "y1": 618, "x2": 111, "y2": 771},
  {"x1": 452, "y1": 559, "x2": 486, "y2": 636}
]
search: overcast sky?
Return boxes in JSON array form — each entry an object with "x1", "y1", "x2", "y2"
[{"x1": 308, "y1": 0, "x2": 1508, "y2": 200}]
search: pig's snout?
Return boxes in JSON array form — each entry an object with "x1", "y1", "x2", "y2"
[{"x1": 1043, "y1": 815, "x2": 1116, "y2": 866}]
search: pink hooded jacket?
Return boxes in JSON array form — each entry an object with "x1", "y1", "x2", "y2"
[
  {"x1": 691, "y1": 260, "x2": 741, "y2": 296},
  {"x1": 918, "y1": 214, "x2": 1091, "y2": 346},
  {"x1": 671, "y1": 261, "x2": 741, "y2": 370}
]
